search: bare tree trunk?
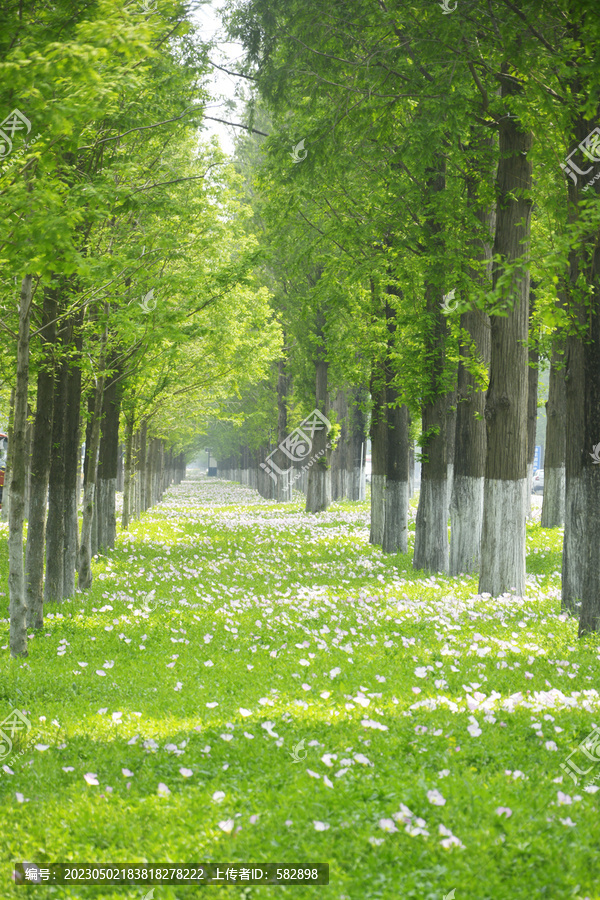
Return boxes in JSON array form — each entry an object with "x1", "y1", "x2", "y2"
[
  {"x1": 541, "y1": 342, "x2": 566, "y2": 527},
  {"x1": 382, "y1": 293, "x2": 410, "y2": 554},
  {"x1": 306, "y1": 313, "x2": 332, "y2": 514},
  {"x1": 369, "y1": 375, "x2": 386, "y2": 545},
  {"x1": 121, "y1": 415, "x2": 134, "y2": 529},
  {"x1": 2, "y1": 389, "x2": 16, "y2": 522},
  {"x1": 62, "y1": 320, "x2": 82, "y2": 598},
  {"x1": 96, "y1": 364, "x2": 120, "y2": 551},
  {"x1": 526, "y1": 286, "x2": 539, "y2": 517},
  {"x1": 9, "y1": 275, "x2": 33, "y2": 659},
  {"x1": 414, "y1": 165, "x2": 450, "y2": 574},
  {"x1": 25, "y1": 287, "x2": 56, "y2": 629},
  {"x1": 78, "y1": 336, "x2": 106, "y2": 591},
  {"x1": 44, "y1": 347, "x2": 68, "y2": 603},
  {"x1": 275, "y1": 358, "x2": 292, "y2": 501},
  {"x1": 479, "y1": 68, "x2": 533, "y2": 597}
]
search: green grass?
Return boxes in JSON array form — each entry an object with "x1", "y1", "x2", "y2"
[{"x1": 0, "y1": 476, "x2": 599, "y2": 899}]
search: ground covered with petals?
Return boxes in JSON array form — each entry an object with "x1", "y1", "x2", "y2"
[{"x1": 0, "y1": 474, "x2": 599, "y2": 899}]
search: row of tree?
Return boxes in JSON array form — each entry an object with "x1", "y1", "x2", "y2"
[
  {"x1": 1, "y1": 0, "x2": 282, "y2": 657},
  {"x1": 204, "y1": 0, "x2": 600, "y2": 636}
]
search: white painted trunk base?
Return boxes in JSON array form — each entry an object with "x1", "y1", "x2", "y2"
[
  {"x1": 413, "y1": 479, "x2": 448, "y2": 573},
  {"x1": 541, "y1": 465, "x2": 565, "y2": 527},
  {"x1": 562, "y1": 475, "x2": 585, "y2": 612},
  {"x1": 449, "y1": 475, "x2": 484, "y2": 575},
  {"x1": 526, "y1": 462, "x2": 533, "y2": 518},
  {"x1": 446, "y1": 463, "x2": 454, "y2": 521},
  {"x1": 382, "y1": 480, "x2": 409, "y2": 554},
  {"x1": 479, "y1": 478, "x2": 526, "y2": 596},
  {"x1": 369, "y1": 474, "x2": 385, "y2": 545}
]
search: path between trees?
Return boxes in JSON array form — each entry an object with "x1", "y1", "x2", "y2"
[{"x1": 0, "y1": 473, "x2": 598, "y2": 898}]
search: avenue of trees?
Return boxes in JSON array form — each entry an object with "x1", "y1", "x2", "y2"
[
  {"x1": 2, "y1": 0, "x2": 600, "y2": 657},
  {"x1": 209, "y1": 0, "x2": 600, "y2": 636},
  {"x1": 1, "y1": 0, "x2": 280, "y2": 657}
]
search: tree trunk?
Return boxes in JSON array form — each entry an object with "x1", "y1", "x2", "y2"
[
  {"x1": 347, "y1": 383, "x2": 367, "y2": 501},
  {"x1": 2, "y1": 389, "x2": 15, "y2": 522},
  {"x1": 25, "y1": 287, "x2": 57, "y2": 629},
  {"x1": 122, "y1": 415, "x2": 134, "y2": 529},
  {"x1": 450, "y1": 134, "x2": 494, "y2": 574},
  {"x1": 62, "y1": 321, "x2": 83, "y2": 598},
  {"x1": 78, "y1": 349, "x2": 106, "y2": 591},
  {"x1": 526, "y1": 285, "x2": 539, "y2": 517},
  {"x1": 44, "y1": 347, "x2": 68, "y2": 604},
  {"x1": 382, "y1": 294, "x2": 410, "y2": 554},
  {"x1": 9, "y1": 275, "x2": 33, "y2": 658},
  {"x1": 305, "y1": 315, "x2": 332, "y2": 514},
  {"x1": 369, "y1": 373, "x2": 386, "y2": 545},
  {"x1": 479, "y1": 68, "x2": 533, "y2": 597},
  {"x1": 96, "y1": 364, "x2": 120, "y2": 552},
  {"x1": 541, "y1": 342, "x2": 566, "y2": 527},
  {"x1": 414, "y1": 167, "x2": 449, "y2": 574}
]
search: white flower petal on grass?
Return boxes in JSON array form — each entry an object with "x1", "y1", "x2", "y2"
[
  {"x1": 218, "y1": 819, "x2": 235, "y2": 833},
  {"x1": 329, "y1": 667, "x2": 341, "y2": 678},
  {"x1": 78, "y1": 662, "x2": 88, "y2": 667},
  {"x1": 495, "y1": 807, "x2": 512, "y2": 817},
  {"x1": 321, "y1": 753, "x2": 337, "y2": 767},
  {"x1": 15, "y1": 792, "x2": 25, "y2": 803},
  {"x1": 95, "y1": 670, "x2": 106, "y2": 677},
  {"x1": 206, "y1": 702, "x2": 218, "y2": 708},
  {"x1": 157, "y1": 782, "x2": 171, "y2": 797},
  {"x1": 320, "y1": 691, "x2": 331, "y2": 699},
  {"x1": 354, "y1": 753, "x2": 372, "y2": 766},
  {"x1": 559, "y1": 816, "x2": 576, "y2": 827},
  {"x1": 239, "y1": 708, "x2": 252, "y2": 717},
  {"x1": 204, "y1": 660, "x2": 214, "y2": 667},
  {"x1": 179, "y1": 768, "x2": 193, "y2": 778},
  {"x1": 122, "y1": 769, "x2": 134, "y2": 777},
  {"x1": 307, "y1": 769, "x2": 320, "y2": 779},
  {"x1": 545, "y1": 741, "x2": 558, "y2": 751},
  {"x1": 244, "y1": 732, "x2": 254, "y2": 739},
  {"x1": 584, "y1": 785, "x2": 599, "y2": 793},
  {"x1": 212, "y1": 791, "x2": 225, "y2": 802},
  {"x1": 2, "y1": 765, "x2": 14, "y2": 774},
  {"x1": 313, "y1": 821, "x2": 330, "y2": 831},
  {"x1": 34, "y1": 744, "x2": 50, "y2": 752},
  {"x1": 220, "y1": 733, "x2": 233, "y2": 742},
  {"x1": 426, "y1": 789, "x2": 446, "y2": 806},
  {"x1": 84, "y1": 773, "x2": 99, "y2": 786},
  {"x1": 62, "y1": 767, "x2": 74, "y2": 773},
  {"x1": 440, "y1": 835, "x2": 464, "y2": 849},
  {"x1": 378, "y1": 818, "x2": 398, "y2": 833},
  {"x1": 323, "y1": 775, "x2": 334, "y2": 789},
  {"x1": 557, "y1": 792, "x2": 572, "y2": 805},
  {"x1": 368, "y1": 836, "x2": 385, "y2": 846}
]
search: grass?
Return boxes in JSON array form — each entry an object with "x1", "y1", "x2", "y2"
[{"x1": 0, "y1": 474, "x2": 599, "y2": 899}]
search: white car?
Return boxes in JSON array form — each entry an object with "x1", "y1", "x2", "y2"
[{"x1": 532, "y1": 469, "x2": 544, "y2": 494}]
